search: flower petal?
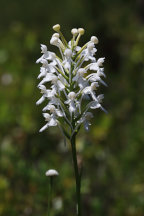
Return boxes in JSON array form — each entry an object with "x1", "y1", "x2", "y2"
[{"x1": 39, "y1": 123, "x2": 49, "y2": 132}]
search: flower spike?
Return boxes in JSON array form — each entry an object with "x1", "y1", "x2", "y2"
[{"x1": 36, "y1": 25, "x2": 107, "y2": 136}]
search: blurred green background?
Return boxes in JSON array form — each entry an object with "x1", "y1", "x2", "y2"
[{"x1": 0, "y1": 0, "x2": 144, "y2": 215}]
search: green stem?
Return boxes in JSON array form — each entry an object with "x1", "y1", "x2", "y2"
[
  {"x1": 48, "y1": 177, "x2": 53, "y2": 216},
  {"x1": 71, "y1": 134, "x2": 81, "y2": 216}
]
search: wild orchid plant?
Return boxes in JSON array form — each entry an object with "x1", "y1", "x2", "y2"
[{"x1": 36, "y1": 24, "x2": 107, "y2": 216}]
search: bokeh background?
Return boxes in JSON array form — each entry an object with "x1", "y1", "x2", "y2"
[{"x1": 0, "y1": 0, "x2": 144, "y2": 215}]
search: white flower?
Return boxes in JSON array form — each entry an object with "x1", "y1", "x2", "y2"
[
  {"x1": 45, "y1": 169, "x2": 59, "y2": 176},
  {"x1": 43, "y1": 97, "x2": 60, "y2": 111},
  {"x1": 38, "y1": 73, "x2": 57, "y2": 85},
  {"x1": 87, "y1": 72, "x2": 107, "y2": 87},
  {"x1": 36, "y1": 25, "x2": 107, "y2": 133},
  {"x1": 64, "y1": 49, "x2": 72, "y2": 59},
  {"x1": 78, "y1": 112, "x2": 93, "y2": 131},
  {"x1": 36, "y1": 44, "x2": 49, "y2": 63},
  {"x1": 97, "y1": 58, "x2": 105, "y2": 67},
  {"x1": 83, "y1": 82, "x2": 99, "y2": 101},
  {"x1": 39, "y1": 107, "x2": 63, "y2": 132},
  {"x1": 36, "y1": 85, "x2": 48, "y2": 105},
  {"x1": 80, "y1": 42, "x2": 97, "y2": 62},
  {"x1": 50, "y1": 36, "x2": 59, "y2": 46},
  {"x1": 88, "y1": 58, "x2": 104, "y2": 71},
  {"x1": 90, "y1": 94, "x2": 107, "y2": 113},
  {"x1": 45, "y1": 104, "x2": 63, "y2": 117},
  {"x1": 73, "y1": 68, "x2": 88, "y2": 89},
  {"x1": 63, "y1": 49, "x2": 73, "y2": 70},
  {"x1": 36, "y1": 45, "x2": 56, "y2": 64},
  {"x1": 37, "y1": 67, "x2": 47, "y2": 79},
  {"x1": 65, "y1": 92, "x2": 76, "y2": 113}
]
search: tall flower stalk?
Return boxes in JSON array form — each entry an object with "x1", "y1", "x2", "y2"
[
  {"x1": 45, "y1": 169, "x2": 59, "y2": 216},
  {"x1": 36, "y1": 24, "x2": 107, "y2": 216}
]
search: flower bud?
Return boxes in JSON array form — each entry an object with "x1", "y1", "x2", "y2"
[
  {"x1": 50, "y1": 36, "x2": 59, "y2": 46},
  {"x1": 68, "y1": 92, "x2": 76, "y2": 100},
  {"x1": 91, "y1": 36, "x2": 99, "y2": 44},
  {"x1": 78, "y1": 28, "x2": 85, "y2": 35},
  {"x1": 52, "y1": 33, "x2": 60, "y2": 38},
  {"x1": 45, "y1": 169, "x2": 59, "y2": 177},
  {"x1": 64, "y1": 49, "x2": 72, "y2": 58},
  {"x1": 53, "y1": 24, "x2": 60, "y2": 32},
  {"x1": 71, "y1": 28, "x2": 78, "y2": 36}
]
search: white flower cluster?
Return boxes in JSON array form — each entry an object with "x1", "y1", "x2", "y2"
[{"x1": 36, "y1": 24, "x2": 107, "y2": 137}]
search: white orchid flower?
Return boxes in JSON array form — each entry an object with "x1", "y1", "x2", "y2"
[
  {"x1": 72, "y1": 68, "x2": 88, "y2": 89},
  {"x1": 39, "y1": 113, "x2": 57, "y2": 132},
  {"x1": 77, "y1": 112, "x2": 93, "y2": 131},
  {"x1": 65, "y1": 92, "x2": 77, "y2": 113},
  {"x1": 83, "y1": 82, "x2": 99, "y2": 101}
]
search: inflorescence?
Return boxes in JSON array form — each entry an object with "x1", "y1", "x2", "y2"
[{"x1": 36, "y1": 24, "x2": 107, "y2": 138}]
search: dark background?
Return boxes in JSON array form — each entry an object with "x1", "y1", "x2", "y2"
[{"x1": 0, "y1": 0, "x2": 144, "y2": 215}]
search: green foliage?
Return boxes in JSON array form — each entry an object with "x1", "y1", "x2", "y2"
[{"x1": 0, "y1": 0, "x2": 144, "y2": 215}]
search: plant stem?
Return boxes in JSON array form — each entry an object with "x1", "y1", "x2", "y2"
[
  {"x1": 48, "y1": 177, "x2": 53, "y2": 216},
  {"x1": 71, "y1": 134, "x2": 81, "y2": 216}
]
